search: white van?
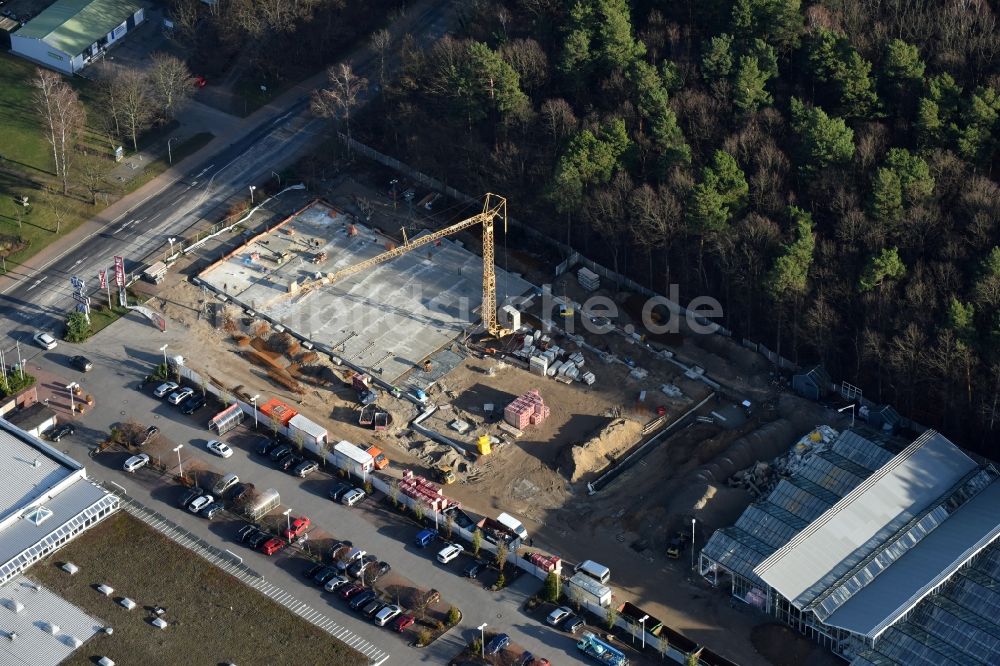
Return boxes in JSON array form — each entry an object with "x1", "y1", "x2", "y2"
[
  {"x1": 496, "y1": 512, "x2": 529, "y2": 541},
  {"x1": 575, "y1": 559, "x2": 611, "y2": 585},
  {"x1": 213, "y1": 472, "x2": 239, "y2": 495}
]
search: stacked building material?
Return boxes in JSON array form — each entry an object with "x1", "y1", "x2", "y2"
[
  {"x1": 399, "y1": 471, "x2": 457, "y2": 512},
  {"x1": 529, "y1": 355, "x2": 548, "y2": 376},
  {"x1": 577, "y1": 267, "x2": 600, "y2": 291},
  {"x1": 528, "y1": 552, "x2": 562, "y2": 574},
  {"x1": 581, "y1": 371, "x2": 596, "y2": 385},
  {"x1": 504, "y1": 389, "x2": 550, "y2": 428}
]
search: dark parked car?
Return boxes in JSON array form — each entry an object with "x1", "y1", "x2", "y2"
[
  {"x1": 231, "y1": 482, "x2": 255, "y2": 504},
  {"x1": 136, "y1": 425, "x2": 159, "y2": 447},
  {"x1": 269, "y1": 445, "x2": 292, "y2": 461},
  {"x1": 348, "y1": 554, "x2": 378, "y2": 579},
  {"x1": 249, "y1": 531, "x2": 270, "y2": 549},
  {"x1": 361, "y1": 599, "x2": 386, "y2": 618},
  {"x1": 349, "y1": 590, "x2": 377, "y2": 610},
  {"x1": 313, "y1": 566, "x2": 340, "y2": 586},
  {"x1": 278, "y1": 454, "x2": 302, "y2": 471},
  {"x1": 486, "y1": 633, "x2": 510, "y2": 656},
  {"x1": 562, "y1": 615, "x2": 585, "y2": 634},
  {"x1": 178, "y1": 487, "x2": 204, "y2": 508},
  {"x1": 256, "y1": 437, "x2": 279, "y2": 456},
  {"x1": 304, "y1": 562, "x2": 327, "y2": 580},
  {"x1": 71, "y1": 355, "x2": 93, "y2": 371},
  {"x1": 44, "y1": 423, "x2": 75, "y2": 442},
  {"x1": 464, "y1": 560, "x2": 484, "y2": 579},
  {"x1": 328, "y1": 483, "x2": 353, "y2": 502},
  {"x1": 238, "y1": 525, "x2": 260, "y2": 543},
  {"x1": 201, "y1": 502, "x2": 224, "y2": 520},
  {"x1": 366, "y1": 561, "x2": 391, "y2": 584},
  {"x1": 180, "y1": 393, "x2": 207, "y2": 414}
]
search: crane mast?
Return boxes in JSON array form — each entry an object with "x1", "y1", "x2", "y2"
[{"x1": 289, "y1": 193, "x2": 509, "y2": 338}]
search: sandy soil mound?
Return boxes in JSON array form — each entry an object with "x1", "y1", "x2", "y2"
[{"x1": 562, "y1": 417, "x2": 643, "y2": 483}]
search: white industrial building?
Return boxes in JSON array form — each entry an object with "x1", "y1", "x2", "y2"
[
  {"x1": 10, "y1": 0, "x2": 145, "y2": 75},
  {"x1": 0, "y1": 418, "x2": 118, "y2": 588},
  {"x1": 699, "y1": 427, "x2": 1000, "y2": 664}
]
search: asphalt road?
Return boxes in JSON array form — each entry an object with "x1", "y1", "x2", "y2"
[{"x1": 26, "y1": 314, "x2": 595, "y2": 665}]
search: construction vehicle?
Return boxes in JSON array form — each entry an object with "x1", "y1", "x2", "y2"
[
  {"x1": 366, "y1": 445, "x2": 389, "y2": 470},
  {"x1": 276, "y1": 194, "x2": 512, "y2": 339},
  {"x1": 435, "y1": 465, "x2": 455, "y2": 485},
  {"x1": 577, "y1": 632, "x2": 628, "y2": 666}
]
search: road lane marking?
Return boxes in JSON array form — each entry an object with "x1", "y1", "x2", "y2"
[{"x1": 26, "y1": 276, "x2": 46, "y2": 291}]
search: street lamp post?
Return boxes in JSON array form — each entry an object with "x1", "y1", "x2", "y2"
[
  {"x1": 66, "y1": 382, "x2": 78, "y2": 414},
  {"x1": 173, "y1": 445, "x2": 184, "y2": 480},
  {"x1": 249, "y1": 185, "x2": 257, "y2": 204},
  {"x1": 477, "y1": 623, "x2": 488, "y2": 658},
  {"x1": 250, "y1": 394, "x2": 260, "y2": 430},
  {"x1": 167, "y1": 237, "x2": 177, "y2": 260},
  {"x1": 283, "y1": 508, "x2": 292, "y2": 543},
  {"x1": 691, "y1": 518, "x2": 697, "y2": 570},
  {"x1": 639, "y1": 615, "x2": 648, "y2": 650},
  {"x1": 167, "y1": 138, "x2": 177, "y2": 164},
  {"x1": 838, "y1": 403, "x2": 856, "y2": 427},
  {"x1": 159, "y1": 343, "x2": 169, "y2": 369}
]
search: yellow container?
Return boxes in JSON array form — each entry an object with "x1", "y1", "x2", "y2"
[{"x1": 477, "y1": 435, "x2": 491, "y2": 455}]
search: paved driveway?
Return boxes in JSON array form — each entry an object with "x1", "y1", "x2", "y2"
[{"x1": 22, "y1": 315, "x2": 593, "y2": 665}]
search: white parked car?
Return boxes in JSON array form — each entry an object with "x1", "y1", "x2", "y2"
[
  {"x1": 374, "y1": 604, "x2": 402, "y2": 627},
  {"x1": 33, "y1": 331, "x2": 57, "y2": 350},
  {"x1": 206, "y1": 439, "x2": 233, "y2": 458},
  {"x1": 547, "y1": 606, "x2": 573, "y2": 627},
  {"x1": 167, "y1": 387, "x2": 194, "y2": 405},
  {"x1": 437, "y1": 544, "x2": 463, "y2": 564},
  {"x1": 153, "y1": 381, "x2": 178, "y2": 398},
  {"x1": 340, "y1": 488, "x2": 366, "y2": 507},
  {"x1": 188, "y1": 494, "x2": 214, "y2": 513},
  {"x1": 324, "y1": 575, "x2": 350, "y2": 592},
  {"x1": 123, "y1": 453, "x2": 150, "y2": 473}
]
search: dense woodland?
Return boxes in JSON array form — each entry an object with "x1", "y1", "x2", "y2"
[{"x1": 353, "y1": 0, "x2": 1000, "y2": 456}]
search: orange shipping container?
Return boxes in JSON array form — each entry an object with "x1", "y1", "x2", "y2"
[{"x1": 259, "y1": 398, "x2": 298, "y2": 426}]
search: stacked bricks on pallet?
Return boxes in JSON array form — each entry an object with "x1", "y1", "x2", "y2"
[
  {"x1": 399, "y1": 470, "x2": 457, "y2": 512},
  {"x1": 577, "y1": 267, "x2": 600, "y2": 291},
  {"x1": 504, "y1": 389, "x2": 551, "y2": 429}
]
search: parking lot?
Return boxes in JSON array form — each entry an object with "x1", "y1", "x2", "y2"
[{"x1": 22, "y1": 313, "x2": 618, "y2": 664}]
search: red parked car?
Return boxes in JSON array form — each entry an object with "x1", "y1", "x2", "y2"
[
  {"x1": 283, "y1": 516, "x2": 310, "y2": 540},
  {"x1": 259, "y1": 538, "x2": 286, "y2": 556},
  {"x1": 392, "y1": 614, "x2": 415, "y2": 632},
  {"x1": 339, "y1": 583, "x2": 365, "y2": 600}
]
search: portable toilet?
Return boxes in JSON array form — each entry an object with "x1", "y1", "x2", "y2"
[{"x1": 477, "y1": 434, "x2": 491, "y2": 455}]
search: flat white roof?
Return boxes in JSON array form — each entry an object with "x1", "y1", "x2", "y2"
[
  {"x1": 288, "y1": 414, "x2": 327, "y2": 440},
  {"x1": 0, "y1": 576, "x2": 103, "y2": 666},
  {"x1": 754, "y1": 432, "x2": 977, "y2": 607},
  {"x1": 0, "y1": 420, "x2": 80, "y2": 526}
]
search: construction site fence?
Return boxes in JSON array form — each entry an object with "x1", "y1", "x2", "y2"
[{"x1": 338, "y1": 133, "x2": 799, "y2": 375}]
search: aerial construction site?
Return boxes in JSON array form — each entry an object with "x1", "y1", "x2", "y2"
[{"x1": 150, "y1": 179, "x2": 846, "y2": 664}]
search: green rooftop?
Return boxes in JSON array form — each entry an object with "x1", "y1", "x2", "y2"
[{"x1": 17, "y1": 0, "x2": 142, "y2": 56}]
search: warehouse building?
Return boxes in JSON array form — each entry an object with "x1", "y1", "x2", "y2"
[
  {"x1": 699, "y1": 427, "x2": 1000, "y2": 665},
  {"x1": 10, "y1": 0, "x2": 145, "y2": 75},
  {"x1": 0, "y1": 418, "x2": 118, "y2": 587}
]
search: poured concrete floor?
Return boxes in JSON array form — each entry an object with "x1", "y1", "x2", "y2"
[{"x1": 199, "y1": 201, "x2": 533, "y2": 382}]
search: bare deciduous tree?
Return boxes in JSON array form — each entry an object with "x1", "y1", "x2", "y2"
[
  {"x1": 539, "y1": 98, "x2": 577, "y2": 144},
  {"x1": 311, "y1": 63, "x2": 368, "y2": 152},
  {"x1": 370, "y1": 29, "x2": 391, "y2": 88},
  {"x1": 32, "y1": 68, "x2": 85, "y2": 194},
  {"x1": 167, "y1": 0, "x2": 201, "y2": 45},
  {"x1": 117, "y1": 67, "x2": 155, "y2": 152},
  {"x1": 149, "y1": 53, "x2": 194, "y2": 120}
]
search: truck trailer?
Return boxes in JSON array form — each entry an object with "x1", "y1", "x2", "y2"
[
  {"x1": 333, "y1": 440, "x2": 374, "y2": 479},
  {"x1": 577, "y1": 632, "x2": 628, "y2": 666},
  {"x1": 567, "y1": 573, "x2": 613, "y2": 608}
]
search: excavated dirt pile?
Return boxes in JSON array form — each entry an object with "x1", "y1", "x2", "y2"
[{"x1": 562, "y1": 417, "x2": 643, "y2": 483}]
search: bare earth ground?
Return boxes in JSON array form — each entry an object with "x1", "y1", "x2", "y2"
[
  {"x1": 31, "y1": 512, "x2": 366, "y2": 666},
  {"x1": 129, "y1": 176, "x2": 847, "y2": 666}
]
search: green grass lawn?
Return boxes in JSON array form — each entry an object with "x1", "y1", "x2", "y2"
[{"x1": 0, "y1": 54, "x2": 214, "y2": 274}]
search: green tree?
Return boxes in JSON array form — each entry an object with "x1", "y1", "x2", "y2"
[
  {"x1": 595, "y1": 0, "x2": 644, "y2": 70},
  {"x1": 446, "y1": 606, "x2": 461, "y2": 626},
  {"x1": 471, "y1": 529, "x2": 482, "y2": 557},
  {"x1": 766, "y1": 207, "x2": 815, "y2": 358},
  {"x1": 859, "y1": 247, "x2": 906, "y2": 292},
  {"x1": 701, "y1": 33, "x2": 734, "y2": 81},
  {"x1": 650, "y1": 107, "x2": 691, "y2": 171},
  {"x1": 806, "y1": 29, "x2": 878, "y2": 116},
  {"x1": 884, "y1": 148, "x2": 934, "y2": 205},
  {"x1": 790, "y1": 98, "x2": 855, "y2": 171},
  {"x1": 543, "y1": 571, "x2": 561, "y2": 602},
  {"x1": 915, "y1": 97, "x2": 943, "y2": 147},
  {"x1": 606, "y1": 605, "x2": 619, "y2": 629},
  {"x1": 686, "y1": 183, "x2": 730, "y2": 237},
  {"x1": 64, "y1": 312, "x2": 91, "y2": 342},
  {"x1": 883, "y1": 39, "x2": 925, "y2": 87},
  {"x1": 748, "y1": 38, "x2": 778, "y2": 79},
  {"x1": 733, "y1": 55, "x2": 772, "y2": 114},
  {"x1": 495, "y1": 540, "x2": 509, "y2": 574},
  {"x1": 948, "y1": 297, "x2": 976, "y2": 341},
  {"x1": 468, "y1": 42, "x2": 531, "y2": 123},
  {"x1": 870, "y1": 167, "x2": 903, "y2": 226},
  {"x1": 956, "y1": 86, "x2": 1000, "y2": 167},
  {"x1": 704, "y1": 150, "x2": 749, "y2": 212},
  {"x1": 730, "y1": 0, "x2": 802, "y2": 51},
  {"x1": 549, "y1": 119, "x2": 631, "y2": 213}
]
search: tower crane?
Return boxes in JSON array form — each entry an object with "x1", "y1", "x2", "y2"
[{"x1": 286, "y1": 193, "x2": 511, "y2": 338}]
